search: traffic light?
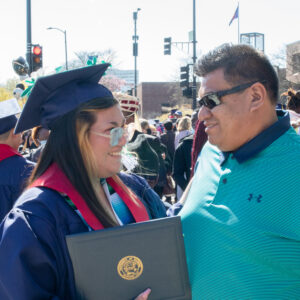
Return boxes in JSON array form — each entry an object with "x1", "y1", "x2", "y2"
[
  {"x1": 180, "y1": 65, "x2": 189, "y2": 88},
  {"x1": 180, "y1": 65, "x2": 192, "y2": 98},
  {"x1": 182, "y1": 87, "x2": 192, "y2": 98},
  {"x1": 32, "y1": 45, "x2": 43, "y2": 72},
  {"x1": 164, "y1": 37, "x2": 171, "y2": 55},
  {"x1": 12, "y1": 57, "x2": 29, "y2": 76}
]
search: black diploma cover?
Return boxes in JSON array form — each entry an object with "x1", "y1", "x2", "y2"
[{"x1": 66, "y1": 216, "x2": 191, "y2": 300}]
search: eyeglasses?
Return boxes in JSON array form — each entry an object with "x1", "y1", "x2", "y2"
[
  {"x1": 197, "y1": 80, "x2": 265, "y2": 109},
  {"x1": 90, "y1": 127, "x2": 128, "y2": 146}
]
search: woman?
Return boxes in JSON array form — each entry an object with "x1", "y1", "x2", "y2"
[
  {"x1": 174, "y1": 116, "x2": 193, "y2": 149},
  {"x1": 0, "y1": 64, "x2": 165, "y2": 299}
]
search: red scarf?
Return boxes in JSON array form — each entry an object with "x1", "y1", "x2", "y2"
[
  {"x1": 30, "y1": 163, "x2": 149, "y2": 230},
  {"x1": 0, "y1": 144, "x2": 22, "y2": 162}
]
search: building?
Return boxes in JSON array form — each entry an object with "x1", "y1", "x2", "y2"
[
  {"x1": 106, "y1": 68, "x2": 138, "y2": 92},
  {"x1": 286, "y1": 41, "x2": 300, "y2": 84},
  {"x1": 137, "y1": 82, "x2": 190, "y2": 119}
]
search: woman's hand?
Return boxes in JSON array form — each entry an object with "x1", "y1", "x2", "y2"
[{"x1": 134, "y1": 288, "x2": 151, "y2": 300}]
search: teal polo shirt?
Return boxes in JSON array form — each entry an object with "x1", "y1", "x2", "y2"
[{"x1": 180, "y1": 111, "x2": 300, "y2": 299}]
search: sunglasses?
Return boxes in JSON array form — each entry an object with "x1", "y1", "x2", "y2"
[
  {"x1": 197, "y1": 80, "x2": 265, "y2": 109},
  {"x1": 90, "y1": 127, "x2": 128, "y2": 146}
]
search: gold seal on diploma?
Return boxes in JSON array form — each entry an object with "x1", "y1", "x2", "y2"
[{"x1": 117, "y1": 256, "x2": 143, "y2": 280}]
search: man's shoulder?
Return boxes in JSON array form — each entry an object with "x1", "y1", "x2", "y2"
[{"x1": 269, "y1": 127, "x2": 300, "y2": 155}]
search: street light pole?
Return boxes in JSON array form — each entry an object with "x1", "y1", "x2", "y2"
[
  {"x1": 47, "y1": 27, "x2": 68, "y2": 70},
  {"x1": 26, "y1": 0, "x2": 32, "y2": 75},
  {"x1": 192, "y1": 0, "x2": 197, "y2": 110},
  {"x1": 133, "y1": 8, "x2": 141, "y2": 97}
]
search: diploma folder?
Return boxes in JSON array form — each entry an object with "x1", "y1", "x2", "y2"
[{"x1": 66, "y1": 216, "x2": 191, "y2": 300}]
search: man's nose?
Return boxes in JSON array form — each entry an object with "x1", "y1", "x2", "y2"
[{"x1": 198, "y1": 106, "x2": 212, "y2": 122}]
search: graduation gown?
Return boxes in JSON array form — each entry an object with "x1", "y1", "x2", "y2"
[
  {"x1": 0, "y1": 144, "x2": 34, "y2": 221},
  {"x1": 0, "y1": 171, "x2": 166, "y2": 299}
]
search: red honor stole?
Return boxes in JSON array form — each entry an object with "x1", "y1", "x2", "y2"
[
  {"x1": 0, "y1": 144, "x2": 22, "y2": 162},
  {"x1": 30, "y1": 163, "x2": 149, "y2": 230}
]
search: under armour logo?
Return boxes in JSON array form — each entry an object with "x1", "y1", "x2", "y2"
[{"x1": 248, "y1": 194, "x2": 263, "y2": 203}]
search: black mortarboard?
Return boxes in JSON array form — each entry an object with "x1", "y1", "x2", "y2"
[
  {"x1": 0, "y1": 99, "x2": 21, "y2": 134},
  {"x1": 15, "y1": 64, "x2": 112, "y2": 134}
]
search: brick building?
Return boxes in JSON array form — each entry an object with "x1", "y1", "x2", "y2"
[{"x1": 136, "y1": 82, "x2": 184, "y2": 118}]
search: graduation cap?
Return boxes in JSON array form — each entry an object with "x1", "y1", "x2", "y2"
[
  {"x1": 15, "y1": 64, "x2": 112, "y2": 134},
  {"x1": 0, "y1": 98, "x2": 21, "y2": 135}
]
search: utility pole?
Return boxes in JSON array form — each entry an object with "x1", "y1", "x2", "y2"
[
  {"x1": 26, "y1": 0, "x2": 32, "y2": 75},
  {"x1": 192, "y1": 0, "x2": 197, "y2": 110},
  {"x1": 133, "y1": 8, "x2": 141, "y2": 97}
]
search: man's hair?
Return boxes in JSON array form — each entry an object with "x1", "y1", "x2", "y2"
[
  {"x1": 195, "y1": 44, "x2": 279, "y2": 104},
  {"x1": 163, "y1": 120, "x2": 173, "y2": 131}
]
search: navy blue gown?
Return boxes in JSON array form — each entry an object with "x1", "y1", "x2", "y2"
[
  {"x1": 0, "y1": 172, "x2": 166, "y2": 299},
  {"x1": 0, "y1": 155, "x2": 34, "y2": 221}
]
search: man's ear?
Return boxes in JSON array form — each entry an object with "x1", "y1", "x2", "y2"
[{"x1": 249, "y1": 82, "x2": 266, "y2": 112}]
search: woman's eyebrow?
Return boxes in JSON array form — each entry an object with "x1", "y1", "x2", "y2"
[{"x1": 109, "y1": 119, "x2": 125, "y2": 127}]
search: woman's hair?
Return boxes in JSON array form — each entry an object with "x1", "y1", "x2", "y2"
[
  {"x1": 28, "y1": 97, "x2": 119, "y2": 228},
  {"x1": 177, "y1": 116, "x2": 192, "y2": 131},
  {"x1": 31, "y1": 126, "x2": 42, "y2": 147},
  {"x1": 283, "y1": 88, "x2": 300, "y2": 111},
  {"x1": 21, "y1": 130, "x2": 33, "y2": 151}
]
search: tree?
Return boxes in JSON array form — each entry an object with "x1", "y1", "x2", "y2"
[
  {"x1": 66, "y1": 48, "x2": 118, "y2": 70},
  {"x1": 0, "y1": 87, "x2": 12, "y2": 102},
  {"x1": 100, "y1": 75, "x2": 126, "y2": 92}
]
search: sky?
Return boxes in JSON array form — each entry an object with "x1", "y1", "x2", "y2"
[{"x1": 0, "y1": 0, "x2": 299, "y2": 85}]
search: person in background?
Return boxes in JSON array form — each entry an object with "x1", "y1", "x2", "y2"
[
  {"x1": 177, "y1": 44, "x2": 300, "y2": 298},
  {"x1": 18, "y1": 129, "x2": 37, "y2": 154},
  {"x1": 0, "y1": 65, "x2": 165, "y2": 299},
  {"x1": 172, "y1": 131, "x2": 193, "y2": 201},
  {"x1": 174, "y1": 110, "x2": 182, "y2": 120},
  {"x1": 113, "y1": 92, "x2": 140, "y2": 126},
  {"x1": 191, "y1": 109, "x2": 199, "y2": 131},
  {"x1": 282, "y1": 88, "x2": 300, "y2": 134},
  {"x1": 0, "y1": 99, "x2": 34, "y2": 221},
  {"x1": 190, "y1": 120, "x2": 208, "y2": 176},
  {"x1": 29, "y1": 126, "x2": 50, "y2": 162},
  {"x1": 160, "y1": 120, "x2": 175, "y2": 161},
  {"x1": 140, "y1": 118, "x2": 151, "y2": 135},
  {"x1": 174, "y1": 116, "x2": 193, "y2": 149}
]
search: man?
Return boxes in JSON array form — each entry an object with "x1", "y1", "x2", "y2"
[
  {"x1": 0, "y1": 99, "x2": 34, "y2": 220},
  {"x1": 179, "y1": 44, "x2": 300, "y2": 298},
  {"x1": 160, "y1": 120, "x2": 175, "y2": 161}
]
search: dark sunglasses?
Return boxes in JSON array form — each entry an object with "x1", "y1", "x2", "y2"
[{"x1": 197, "y1": 80, "x2": 265, "y2": 109}]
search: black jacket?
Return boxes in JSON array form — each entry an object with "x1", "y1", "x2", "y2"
[
  {"x1": 160, "y1": 131, "x2": 175, "y2": 160},
  {"x1": 172, "y1": 134, "x2": 193, "y2": 190}
]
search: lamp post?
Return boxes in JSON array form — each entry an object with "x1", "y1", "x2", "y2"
[
  {"x1": 192, "y1": 0, "x2": 197, "y2": 110},
  {"x1": 47, "y1": 27, "x2": 68, "y2": 70},
  {"x1": 133, "y1": 8, "x2": 141, "y2": 97},
  {"x1": 26, "y1": 0, "x2": 32, "y2": 75}
]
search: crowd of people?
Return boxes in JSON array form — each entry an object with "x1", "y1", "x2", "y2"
[{"x1": 0, "y1": 43, "x2": 299, "y2": 299}]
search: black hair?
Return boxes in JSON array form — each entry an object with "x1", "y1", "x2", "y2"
[
  {"x1": 195, "y1": 44, "x2": 279, "y2": 104},
  {"x1": 28, "y1": 97, "x2": 119, "y2": 228},
  {"x1": 285, "y1": 89, "x2": 300, "y2": 111},
  {"x1": 163, "y1": 120, "x2": 173, "y2": 131}
]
